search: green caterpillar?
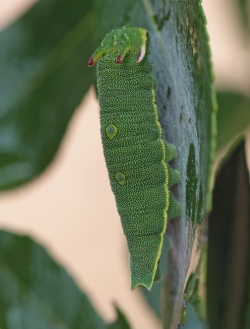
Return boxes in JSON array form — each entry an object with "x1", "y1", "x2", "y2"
[{"x1": 88, "y1": 26, "x2": 180, "y2": 290}]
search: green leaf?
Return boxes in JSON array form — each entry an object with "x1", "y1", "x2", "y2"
[
  {"x1": 95, "y1": 0, "x2": 215, "y2": 327},
  {"x1": 216, "y1": 92, "x2": 250, "y2": 152},
  {"x1": 234, "y1": 0, "x2": 250, "y2": 31},
  {"x1": 207, "y1": 140, "x2": 250, "y2": 329},
  {"x1": 0, "y1": 0, "x2": 96, "y2": 190},
  {"x1": 106, "y1": 306, "x2": 131, "y2": 329},
  {"x1": 0, "y1": 229, "x2": 105, "y2": 329}
]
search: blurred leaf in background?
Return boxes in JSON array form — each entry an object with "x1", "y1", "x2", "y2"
[
  {"x1": 0, "y1": 0, "x2": 97, "y2": 190},
  {"x1": 0, "y1": 229, "x2": 133, "y2": 329},
  {"x1": 0, "y1": 230, "x2": 106, "y2": 329},
  {"x1": 207, "y1": 140, "x2": 250, "y2": 329},
  {"x1": 106, "y1": 306, "x2": 131, "y2": 329},
  {"x1": 235, "y1": 0, "x2": 250, "y2": 32},
  {"x1": 216, "y1": 92, "x2": 250, "y2": 152}
]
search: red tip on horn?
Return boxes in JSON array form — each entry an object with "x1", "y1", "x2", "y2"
[
  {"x1": 88, "y1": 56, "x2": 94, "y2": 67},
  {"x1": 116, "y1": 54, "x2": 122, "y2": 64}
]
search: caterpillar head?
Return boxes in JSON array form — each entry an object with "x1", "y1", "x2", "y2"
[{"x1": 88, "y1": 26, "x2": 148, "y2": 66}]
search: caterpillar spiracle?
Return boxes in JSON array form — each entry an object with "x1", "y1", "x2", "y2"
[{"x1": 88, "y1": 26, "x2": 180, "y2": 290}]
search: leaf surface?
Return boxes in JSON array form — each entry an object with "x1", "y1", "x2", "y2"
[
  {"x1": 0, "y1": 0, "x2": 96, "y2": 189},
  {"x1": 106, "y1": 306, "x2": 131, "y2": 329},
  {"x1": 0, "y1": 230, "x2": 105, "y2": 329},
  {"x1": 207, "y1": 140, "x2": 250, "y2": 329},
  {"x1": 216, "y1": 92, "x2": 250, "y2": 152}
]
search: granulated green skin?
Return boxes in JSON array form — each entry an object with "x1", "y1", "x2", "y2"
[
  {"x1": 89, "y1": 26, "x2": 180, "y2": 290},
  {"x1": 97, "y1": 50, "x2": 169, "y2": 290}
]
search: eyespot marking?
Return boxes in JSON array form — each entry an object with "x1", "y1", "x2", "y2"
[
  {"x1": 115, "y1": 172, "x2": 126, "y2": 185},
  {"x1": 106, "y1": 124, "x2": 118, "y2": 140}
]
